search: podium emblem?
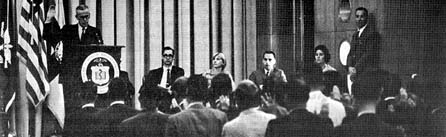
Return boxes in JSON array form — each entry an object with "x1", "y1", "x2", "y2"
[{"x1": 81, "y1": 52, "x2": 120, "y2": 87}]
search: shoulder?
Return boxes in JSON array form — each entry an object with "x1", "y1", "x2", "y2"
[{"x1": 172, "y1": 66, "x2": 184, "y2": 72}]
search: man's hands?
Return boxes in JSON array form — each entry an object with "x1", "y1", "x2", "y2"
[
  {"x1": 45, "y1": 5, "x2": 56, "y2": 23},
  {"x1": 348, "y1": 67, "x2": 356, "y2": 75}
]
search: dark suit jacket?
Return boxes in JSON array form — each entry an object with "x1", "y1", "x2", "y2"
[
  {"x1": 265, "y1": 109, "x2": 333, "y2": 137},
  {"x1": 95, "y1": 104, "x2": 138, "y2": 137},
  {"x1": 248, "y1": 68, "x2": 287, "y2": 88},
  {"x1": 334, "y1": 113, "x2": 404, "y2": 137},
  {"x1": 63, "y1": 107, "x2": 99, "y2": 137},
  {"x1": 165, "y1": 103, "x2": 228, "y2": 137},
  {"x1": 347, "y1": 25, "x2": 379, "y2": 74},
  {"x1": 119, "y1": 111, "x2": 170, "y2": 137},
  {"x1": 44, "y1": 22, "x2": 103, "y2": 46},
  {"x1": 140, "y1": 66, "x2": 184, "y2": 113}
]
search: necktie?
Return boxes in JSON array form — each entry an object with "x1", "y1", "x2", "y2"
[
  {"x1": 167, "y1": 69, "x2": 171, "y2": 86},
  {"x1": 266, "y1": 71, "x2": 269, "y2": 77},
  {"x1": 81, "y1": 27, "x2": 86, "y2": 41}
]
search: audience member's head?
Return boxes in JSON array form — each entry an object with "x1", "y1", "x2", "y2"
[
  {"x1": 139, "y1": 86, "x2": 164, "y2": 111},
  {"x1": 323, "y1": 70, "x2": 342, "y2": 97},
  {"x1": 234, "y1": 80, "x2": 260, "y2": 110},
  {"x1": 284, "y1": 78, "x2": 311, "y2": 108},
  {"x1": 303, "y1": 62, "x2": 325, "y2": 90},
  {"x1": 108, "y1": 77, "x2": 128, "y2": 101},
  {"x1": 186, "y1": 75, "x2": 209, "y2": 102},
  {"x1": 171, "y1": 76, "x2": 188, "y2": 100},
  {"x1": 210, "y1": 73, "x2": 233, "y2": 97},
  {"x1": 80, "y1": 81, "x2": 97, "y2": 105},
  {"x1": 352, "y1": 70, "x2": 385, "y2": 104}
]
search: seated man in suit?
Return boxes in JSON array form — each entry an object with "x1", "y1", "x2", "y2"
[
  {"x1": 334, "y1": 71, "x2": 404, "y2": 137},
  {"x1": 95, "y1": 78, "x2": 138, "y2": 137},
  {"x1": 63, "y1": 82, "x2": 99, "y2": 137},
  {"x1": 165, "y1": 75, "x2": 228, "y2": 137},
  {"x1": 249, "y1": 51, "x2": 287, "y2": 90},
  {"x1": 222, "y1": 80, "x2": 276, "y2": 137},
  {"x1": 119, "y1": 86, "x2": 170, "y2": 137},
  {"x1": 140, "y1": 47, "x2": 184, "y2": 114},
  {"x1": 265, "y1": 79, "x2": 333, "y2": 137}
]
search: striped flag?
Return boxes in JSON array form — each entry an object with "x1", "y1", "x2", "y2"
[{"x1": 17, "y1": 0, "x2": 50, "y2": 107}]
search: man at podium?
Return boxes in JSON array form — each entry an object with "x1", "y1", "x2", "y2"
[{"x1": 43, "y1": 4, "x2": 104, "y2": 114}]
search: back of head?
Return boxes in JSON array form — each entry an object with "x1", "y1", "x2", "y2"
[
  {"x1": 235, "y1": 80, "x2": 259, "y2": 110},
  {"x1": 323, "y1": 70, "x2": 342, "y2": 96},
  {"x1": 186, "y1": 75, "x2": 209, "y2": 102},
  {"x1": 303, "y1": 62, "x2": 325, "y2": 89},
  {"x1": 210, "y1": 73, "x2": 233, "y2": 96},
  {"x1": 171, "y1": 76, "x2": 188, "y2": 99},
  {"x1": 285, "y1": 79, "x2": 311, "y2": 105},
  {"x1": 352, "y1": 70, "x2": 385, "y2": 102},
  {"x1": 139, "y1": 86, "x2": 164, "y2": 110},
  {"x1": 108, "y1": 77, "x2": 127, "y2": 101},
  {"x1": 80, "y1": 81, "x2": 97, "y2": 104}
]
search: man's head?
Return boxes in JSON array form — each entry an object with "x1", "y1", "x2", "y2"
[
  {"x1": 303, "y1": 62, "x2": 325, "y2": 90},
  {"x1": 352, "y1": 70, "x2": 385, "y2": 105},
  {"x1": 263, "y1": 51, "x2": 276, "y2": 71},
  {"x1": 75, "y1": 5, "x2": 90, "y2": 27},
  {"x1": 107, "y1": 78, "x2": 127, "y2": 101},
  {"x1": 162, "y1": 47, "x2": 175, "y2": 67},
  {"x1": 80, "y1": 81, "x2": 97, "y2": 105},
  {"x1": 171, "y1": 76, "x2": 188, "y2": 100},
  {"x1": 234, "y1": 80, "x2": 259, "y2": 110},
  {"x1": 355, "y1": 7, "x2": 368, "y2": 29},
  {"x1": 139, "y1": 86, "x2": 164, "y2": 111},
  {"x1": 186, "y1": 75, "x2": 209, "y2": 102}
]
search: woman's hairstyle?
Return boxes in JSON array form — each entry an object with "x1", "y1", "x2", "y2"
[
  {"x1": 314, "y1": 45, "x2": 331, "y2": 63},
  {"x1": 212, "y1": 52, "x2": 226, "y2": 69}
]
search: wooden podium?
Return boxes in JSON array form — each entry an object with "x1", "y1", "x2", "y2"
[{"x1": 61, "y1": 45, "x2": 123, "y2": 110}]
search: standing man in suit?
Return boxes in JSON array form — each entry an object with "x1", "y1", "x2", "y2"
[
  {"x1": 334, "y1": 71, "x2": 404, "y2": 137},
  {"x1": 165, "y1": 75, "x2": 228, "y2": 137},
  {"x1": 43, "y1": 4, "x2": 104, "y2": 114},
  {"x1": 44, "y1": 4, "x2": 103, "y2": 46},
  {"x1": 249, "y1": 51, "x2": 287, "y2": 90},
  {"x1": 140, "y1": 47, "x2": 184, "y2": 113},
  {"x1": 347, "y1": 7, "x2": 379, "y2": 80}
]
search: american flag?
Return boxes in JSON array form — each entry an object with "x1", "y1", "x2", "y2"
[{"x1": 17, "y1": 0, "x2": 49, "y2": 107}]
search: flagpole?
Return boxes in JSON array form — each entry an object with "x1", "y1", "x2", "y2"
[{"x1": 15, "y1": 0, "x2": 29, "y2": 136}]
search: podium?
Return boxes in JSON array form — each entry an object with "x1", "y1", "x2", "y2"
[{"x1": 61, "y1": 45, "x2": 122, "y2": 110}]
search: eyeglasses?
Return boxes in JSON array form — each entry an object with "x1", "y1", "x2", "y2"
[
  {"x1": 163, "y1": 54, "x2": 174, "y2": 58},
  {"x1": 78, "y1": 15, "x2": 90, "y2": 20}
]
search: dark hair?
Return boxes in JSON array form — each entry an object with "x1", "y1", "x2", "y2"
[
  {"x1": 162, "y1": 47, "x2": 175, "y2": 55},
  {"x1": 210, "y1": 73, "x2": 233, "y2": 96},
  {"x1": 263, "y1": 51, "x2": 276, "y2": 58},
  {"x1": 352, "y1": 70, "x2": 385, "y2": 101},
  {"x1": 355, "y1": 7, "x2": 369, "y2": 17},
  {"x1": 139, "y1": 86, "x2": 164, "y2": 110},
  {"x1": 76, "y1": 4, "x2": 89, "y2": 11},
  {"x1": 186, "y1": 75, "x2": 209, "y2": 102},
  {"x1": 80, "y1": 81, "x2": 97, "y2": 103},
  {"x1": 314, "y1": 45, "x2": 331, "y2": 63},
  {"x1": 323, "y1": 70, "x2": 342, "y2": 96},
  {"x1": 171, "y1": 76, "x2": 188, "y2": 99},
  {"x1": 108, "y1": 78, "x2": 127, "y2": 100},
  {"x1": 234, "y1": 80, "x2": 259, "y2": 110},
  {"x1": 285, "y1": 79, "x2": 311, "y2": 104},
  {"x1": 303, "y1": 62, "x2": 325, "y2": 88}
]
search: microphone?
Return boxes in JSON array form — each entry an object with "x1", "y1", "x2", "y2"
[{"x1": 95, "y1": 32, "x2": 103, "y2": 44}]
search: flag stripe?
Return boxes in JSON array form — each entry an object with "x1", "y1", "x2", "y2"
[{"x1": 18, "y1": 0, "x2": 50, "y2": 107}]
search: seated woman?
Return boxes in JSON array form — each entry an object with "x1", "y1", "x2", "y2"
[
  {"x1": 314, "y1": 45, "x2": 336, "y2": 72},
  {"x1": 202, "y1": 52, "x2": 235, "y2": 89}
]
